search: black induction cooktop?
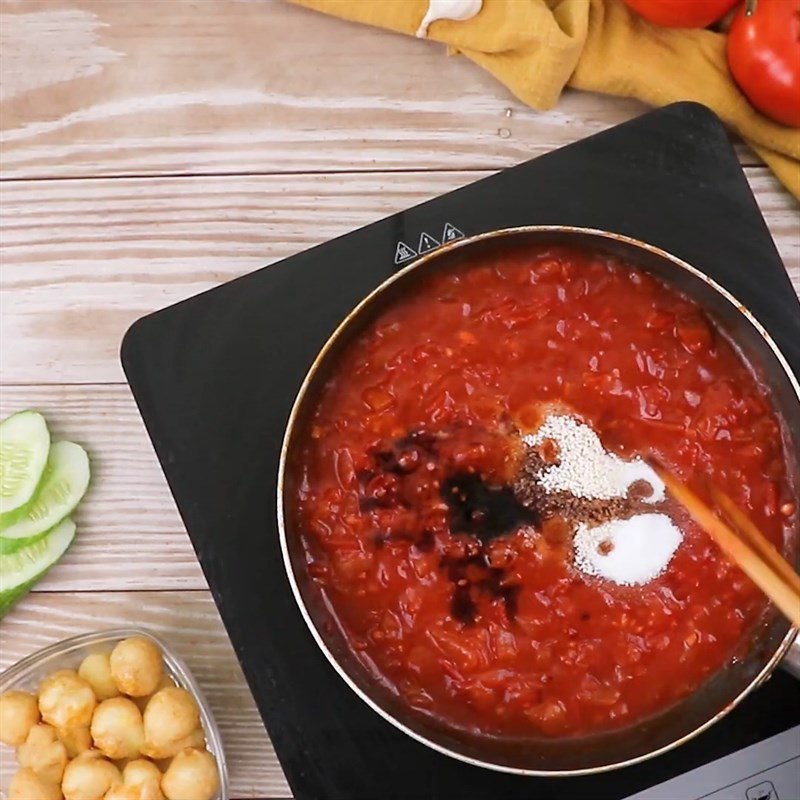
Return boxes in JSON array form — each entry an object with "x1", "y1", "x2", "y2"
[{"x1": 122, "y1": 103, "x2": 800, "y2": 800}]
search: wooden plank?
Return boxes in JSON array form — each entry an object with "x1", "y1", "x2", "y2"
[
  {"x1": 1, "y1": 0, "x2": 745, "y2": 180},
  {"x1": 0, "y1": 384, "x2": 201, "y2": 591},
  {"x1": 0, "y1": 591, "x2": 291, "y2": 798},
  {"x1": 1, "y1": 167, "x2": 797, "y2": 385}
]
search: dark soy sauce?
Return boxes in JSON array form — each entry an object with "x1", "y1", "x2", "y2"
[
  {"x1": 362, "y1": 429, "x2": 538, "y2": 626},
  {"x1": 441, "y1": 472, "x2": 537, "y2": 543},
  {"x1": 441, "y1": 472, "x2": 536, "y2": 625}
]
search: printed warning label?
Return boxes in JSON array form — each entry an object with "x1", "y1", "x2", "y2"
[
  {"x1": 394, "y1": 241, "x2": 417, "y2": 264},
  {"x1": 442, "y1": 222, "x2": 464, "y2": 243},
  {"x1": 418, "y1": 231, "x2": 440, "y2": 253}
]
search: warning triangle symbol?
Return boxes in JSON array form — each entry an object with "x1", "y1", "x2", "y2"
[
  {"x1": 442, "y1": 222, "x2": 464, "y2": 243},
  {"x1": 394, "y1": 241, "x2": 417, "y2": 264},
  {"x1": 418, "y1": 231, "x2": 440, "y2": 254}
]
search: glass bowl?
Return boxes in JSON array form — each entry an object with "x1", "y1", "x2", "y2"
[{"x1": 0, "y1": 627, "x2": 228, "y2": 799}]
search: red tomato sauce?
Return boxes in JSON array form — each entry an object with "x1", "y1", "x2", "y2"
[{"x1": 293, "y1": 245, "x2": 793, "y2": 738}]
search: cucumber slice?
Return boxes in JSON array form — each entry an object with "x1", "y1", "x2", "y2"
[
  {"x1": 0, "y1": 517, "x2": 75, "y2": 617},
  {"x1": 0, "y1": 528, "x2": 49, "y2": 557},
  {"x1": 0, "y1": 411, "x2": 50, "y2": 517},
  {"x1": 0, "y1": 441, "x2": 90, "y2": 540}
]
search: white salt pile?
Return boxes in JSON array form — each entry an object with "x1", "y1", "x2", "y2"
[
  {"x1": 523, "y1": 415, "x2": 665, "y2": 502},
  {"x1": 573, "y1": 514, "x2": 683, "y2": 586}
]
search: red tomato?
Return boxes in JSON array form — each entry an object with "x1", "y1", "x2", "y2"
[
  {"x1": 727, "y1": 0, "x2": 800, "y2": 127},
  {"x1": 622, "y1": 0, "x2": 739, "y2": 27}
]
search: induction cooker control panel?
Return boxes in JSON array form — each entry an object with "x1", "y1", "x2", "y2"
[{"x1": 627, "y1": 726, "x2": 799, "y2": 800}]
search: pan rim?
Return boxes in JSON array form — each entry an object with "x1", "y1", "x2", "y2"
[{"x1": 276, "y1": 224, "x2": 800, "y2": 776}]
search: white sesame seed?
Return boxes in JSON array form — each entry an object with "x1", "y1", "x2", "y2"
[{"x1": 522, "y1": 415, "x2": 665, "y2": 502}]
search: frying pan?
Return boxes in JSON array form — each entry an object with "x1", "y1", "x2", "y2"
[{"x1": 278, "y1": 227, "x2": 800, "y2": 775}]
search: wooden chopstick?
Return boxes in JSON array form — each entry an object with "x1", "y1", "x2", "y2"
[
  {"x1": 710, "y1": 485, "x2": 800, "y2": 593},
  {"x1": 653, "y1": 465, "x2": 800, "y2": 628}
]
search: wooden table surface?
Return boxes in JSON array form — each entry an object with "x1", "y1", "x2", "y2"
[{"x1": 1, "y1": 1, "x2": 798, "y2": 796}]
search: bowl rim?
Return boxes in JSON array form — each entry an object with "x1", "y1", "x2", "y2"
[
  {"x1": 277, "y1": 225, "x2": 800, "y2": 776},
  {"x1": 0, "y1": 625, "x2": 229, "y2": 798}
]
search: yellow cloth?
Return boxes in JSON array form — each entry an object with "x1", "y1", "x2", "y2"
[{"x1": 291, "y1": 0, "x2": 800, "y2": 201}]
